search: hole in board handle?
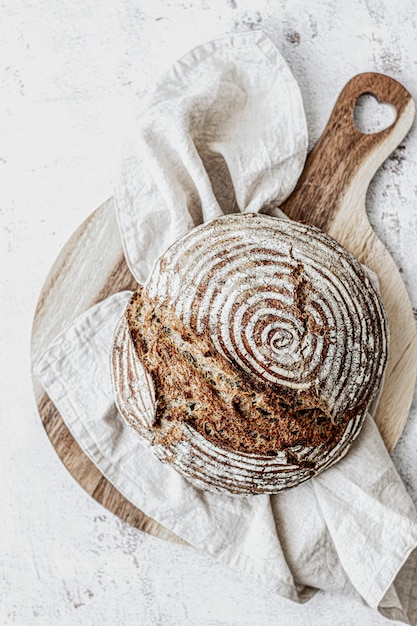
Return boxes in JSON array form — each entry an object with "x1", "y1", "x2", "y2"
[{"x1": 354, "y1": 94, "x2": 397, "y2": 134}]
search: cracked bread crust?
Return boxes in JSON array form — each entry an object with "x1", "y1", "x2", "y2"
[
  {"x1": 127, "y1": 289, "x2": 350, "y2": 457},
  {"x1": 112, "y1": 213, "x2": 388, "y2": 494}
]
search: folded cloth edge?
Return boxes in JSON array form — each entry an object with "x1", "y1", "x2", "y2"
[{"x1": 113, "y1": 29, "x2": 308, "y2": 285}]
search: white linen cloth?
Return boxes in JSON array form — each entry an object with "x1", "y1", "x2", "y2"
[
  {"x1": 35, "y1": 31, "x2": 417, "y2": 624},
  {"x1": 115, "y1": 30, "x2": 307, "y2": 284}
]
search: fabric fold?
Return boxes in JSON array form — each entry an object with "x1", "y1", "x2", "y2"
[{"x1": 114, "y1": 30, "x2": 307, "y2": 284}]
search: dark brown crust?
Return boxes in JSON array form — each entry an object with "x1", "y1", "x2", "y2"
[{"x1": 126, "y1": 290, "x2": 351, "y2": 457}]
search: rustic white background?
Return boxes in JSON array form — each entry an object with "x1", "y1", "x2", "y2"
[{"x1": 1, "y1": 1, "x2": 417, "y2": 624}]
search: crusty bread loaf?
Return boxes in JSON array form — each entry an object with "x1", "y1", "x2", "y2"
[{"x1": 111, "y1": 213, "x2": 388, "y2": 494}]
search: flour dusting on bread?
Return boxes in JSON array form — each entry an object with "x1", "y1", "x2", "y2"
[{"x1": 112, "y1": 213, "x2": 388, "y2": 494}]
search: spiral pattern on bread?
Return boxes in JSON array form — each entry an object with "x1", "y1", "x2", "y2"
[{"x1": 112, "y1": 213, "x2": 388, "y2": 494}]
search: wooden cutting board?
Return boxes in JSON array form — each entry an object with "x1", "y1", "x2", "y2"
[{"x1": 31, "y1": 72, "x2": 417, "y2": 544}]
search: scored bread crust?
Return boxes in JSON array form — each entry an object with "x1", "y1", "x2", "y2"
[{"x1": 111, "y1": 213, "x2": 388, "y2": 494}]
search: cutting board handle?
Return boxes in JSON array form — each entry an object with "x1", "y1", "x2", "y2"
[{"x1": 281, "y1": 72, "x2": 415, "y2": 228}]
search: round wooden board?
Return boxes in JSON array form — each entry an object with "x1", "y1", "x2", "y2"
[{"x1": 31, "y1": 73, "x2": 417, "y2": 544}]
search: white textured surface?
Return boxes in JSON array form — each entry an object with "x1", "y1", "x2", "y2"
[{"x1": 1, "y1": 1, "x2": 417, "y2": 625}]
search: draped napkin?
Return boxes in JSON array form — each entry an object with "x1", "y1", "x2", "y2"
[{"x1": 35, "y1": 31, "x2": 417, "y2": 624}]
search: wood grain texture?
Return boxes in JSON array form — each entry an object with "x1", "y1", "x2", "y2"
[{"x1": 31, "y1": 73, "x2": 417, "y2": 543}]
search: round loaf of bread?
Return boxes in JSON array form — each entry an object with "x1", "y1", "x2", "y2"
[{"x1": 111, "y1": 213, "x2": 388, "y2": 494}]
